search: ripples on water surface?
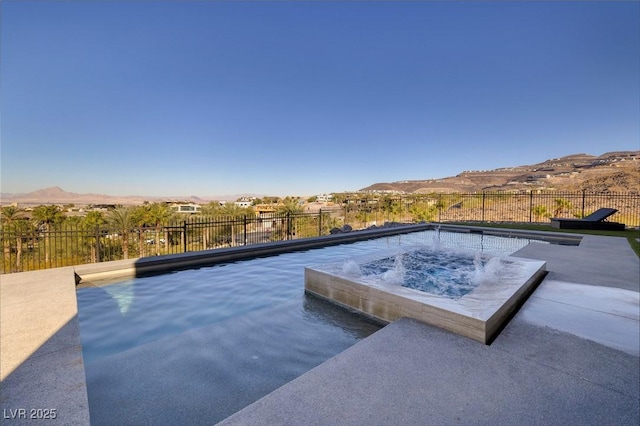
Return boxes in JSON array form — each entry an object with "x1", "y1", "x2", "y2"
[{"x1": 77, "y1": 230, "x2": 548, "y2": 425}]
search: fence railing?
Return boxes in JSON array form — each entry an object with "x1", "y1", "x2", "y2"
[
  {"x1": 0, "y1": 212, "x2": 342, "y2": 273},
  {"x1": 339, "y1": 191, "x2": 639, "y2": 228},
  {"x1": 2, "y1": 191, "x2": 638, "y2": 273}
]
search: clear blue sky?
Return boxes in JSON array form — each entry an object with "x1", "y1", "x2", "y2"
[{"x1": 1, "y1": 1, "x2": 638, "y2": 197}]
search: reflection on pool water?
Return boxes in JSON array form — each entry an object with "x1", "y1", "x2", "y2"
[{"x1": 77, "y1": 229, "x2": 550, "y2": 425}]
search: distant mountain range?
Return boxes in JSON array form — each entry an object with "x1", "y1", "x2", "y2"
[
  {"x1": 2, "y1": 151, "x2": 638, "y2": 206},
  {"x1": 0, "y1": 186, "x2": 254, "y2": 207},
  {"x1": 361, "y1": 151, "x2": 639, "y2": 194}
]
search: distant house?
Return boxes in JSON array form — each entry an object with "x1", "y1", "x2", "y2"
[
  {"x1": 254, "y1": 204, "x2": 276, "y2": 215},
  {"x1": 169, "y1": 203, "x2": 201, "y2": 214},
  {"x1": 88, "y1": 204, "x2": 117, "y2": 211},
  {"x1": 316, "y1": 193, "x2": 333, "y2": 203}
]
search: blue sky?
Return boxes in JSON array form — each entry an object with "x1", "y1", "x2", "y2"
[{"x1": 1, "y1": 1, "x2": 638, "y2": 197}]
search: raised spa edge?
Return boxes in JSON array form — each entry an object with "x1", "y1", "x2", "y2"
[{"x1": 304, "y1": 255, "x2": 547, "y2": 344}]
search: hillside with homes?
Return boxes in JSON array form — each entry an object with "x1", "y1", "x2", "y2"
[
  {"x1": 361, "y1": 151, "x2": 639, "y2": 194},
  {"x1": 2, "y1": 152, "x2": 638, "y2": 209}
]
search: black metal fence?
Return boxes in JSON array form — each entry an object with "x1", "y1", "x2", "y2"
[
  {"x1": 338, "y1": 191, "x2": 639, "y2": 228},
  {"x1": 0, "y1": 212, "x2": 343, "y2": 273},
  {"x1": 2, "y1": 191, "x2": 638, "y2": 273}
]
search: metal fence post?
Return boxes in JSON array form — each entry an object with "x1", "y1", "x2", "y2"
[
  {"x1": 482, "y1": 192, "x2": 486, "y2": 223},
  {"x1": 243, "y1": 215, "x2": 247, "y2": 245},
  {"x1": 344, "y1": 204, "x2": 347, "y2": 224},
  {"x1": 182, "y1": 220, "x2": 188, "y2": 253},
  {"x1": 95, "y1": 225, "x2": 101, "y2": 262},
  {"x1": 581, "y1": 190, "x2": 586, "y2": 218},
  {"x1": 529, "y1": 191, "x2": 533, "y2": 223},
  {"x1": 318, "y1": 209, "x2": 322, "y2": 236}
]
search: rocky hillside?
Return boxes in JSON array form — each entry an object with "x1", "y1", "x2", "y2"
[{"x1": 361, "y1": 151, "x2": 639, "y2": 194}]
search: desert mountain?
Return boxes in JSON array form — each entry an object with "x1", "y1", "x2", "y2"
[
  {"x1": 360, "y1": 151, "x2": 639, "y2": 194},
  {"x1": 0, "y1": 187, "x2": 232, "y2": 207},
  {"x1": 2, "y1": 151, "x2": 638, "y2": 206}
]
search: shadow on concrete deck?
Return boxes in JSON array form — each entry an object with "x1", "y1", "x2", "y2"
[{"x1": 0, "y1": 267, "x2": 90, "y2": 425}]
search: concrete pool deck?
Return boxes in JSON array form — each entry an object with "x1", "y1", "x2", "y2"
[
  {"x1": 0, "y1": 268, "x2": 90, "y2": 425},
  {"x1": 1, "y1": 230, "x2": 638, "y2": 425}
]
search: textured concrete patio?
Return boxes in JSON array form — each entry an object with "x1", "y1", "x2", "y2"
[{"x1": 1, "y1": 230, "x2": 638, "y2": 425}]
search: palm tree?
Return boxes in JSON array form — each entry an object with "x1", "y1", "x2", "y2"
[
  {"x1": 129, "y1": 205, "x2": 150, "y2": 257},
  {"x1": 277, "y1": 197, "x2": 303, "y2": 215},
  {"x1": 1, "y1": 206, "x2": 26, "y2": 270},
  {"x1": 32, "y1": 205, "x2": 65, "y2": 264},
  {"x1": 82, "y1": 211, "x2": 106, "y2": 262},
  {"x1": 1, "y1": 206, "x2": 24, "y2": 223},
  {"x1": 108, "y1": 207, "x2": 134, "y2": 259},
  {"x1": 145, "y1": 203, "x2": 172, "y2": 255},
  {"x1": 199, "y1": 201, "x2": 222, "y2": 216}
]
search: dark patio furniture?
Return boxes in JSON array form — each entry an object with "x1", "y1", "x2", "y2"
[{"x1": 550, "y1": 208, "x2": 625, "y2": 230}]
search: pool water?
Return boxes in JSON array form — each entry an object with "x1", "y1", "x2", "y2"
[
  {"x1": 77, "y1": 230, "x2": 549, "y2": 425},
  {"x1": 357, "y1": 248, "x2": 486, "y2": 298}
]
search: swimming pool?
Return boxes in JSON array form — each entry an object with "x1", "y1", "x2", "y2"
[{"x1": 77, "y1": 229, "x2": 553, "y2": 425}]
